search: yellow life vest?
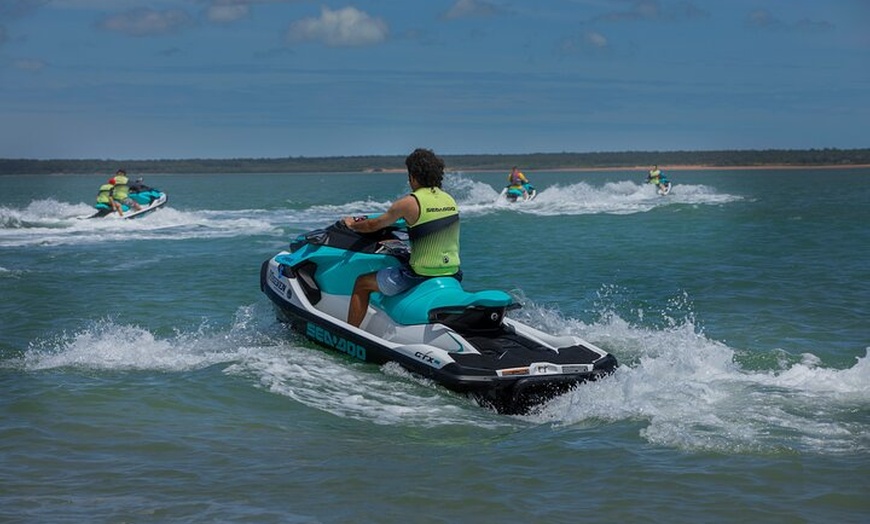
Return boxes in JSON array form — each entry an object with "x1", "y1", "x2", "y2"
[
  {"x1": 96, "y1": 183, "x2": 114, "y2": 204},
  {"x1": 408, "y1": 187, "x2": 461, "y2": 277},
  {"x1": 112, "y1": 174, "x2": 130, "y2": 200}
]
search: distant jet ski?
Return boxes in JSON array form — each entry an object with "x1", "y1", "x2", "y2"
[
  {"x1": 646, "y1": 167, "x2": 671, "y2": 196},
  {"x1": 88, "y1": 184, "x2": 167, "y2": 219},
  {"x1": 260, "y1": 218, "x2": 617, "y2": 414},
  {"x1": 500, "y1": 182, "x2": 537, "y2": 202}
]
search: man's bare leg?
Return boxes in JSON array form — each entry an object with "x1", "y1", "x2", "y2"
[{"x1": 347, "y1": 273, "x2": 379, "y2": 327}]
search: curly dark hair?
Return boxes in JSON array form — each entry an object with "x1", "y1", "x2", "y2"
[{"x1": 405, "y1": 148, "x2": 445, "y2": 188}]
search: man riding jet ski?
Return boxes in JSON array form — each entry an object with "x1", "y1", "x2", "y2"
[
  {"x1": 260, "y1": 149, "x2": 616, "y2": 414},
  {"x1": 647, "y1": 165, "x2": 672, "y2": 196},
  {"x1": 501, "y1": 166, "x2": 536, "y2": 202},
  {"x1": 88, "y1": 170, "x2": 168, "y2": 219}
]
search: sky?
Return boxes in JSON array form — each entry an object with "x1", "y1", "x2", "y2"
[{"x1": 0, "y1": 0, "x2": 868, "y2": 159}]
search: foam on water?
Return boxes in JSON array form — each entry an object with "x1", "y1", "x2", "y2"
[
  {"x1": 0, "y1": 265, "x2": 24, "y2": 279},
  {"x1": 0, "y1": 199, "x2": 281, "y2": 247},
  {"x1": 298, "y1": 197, "x2": 393, "y2": 226},
  {"x1": 228, "y1": 343, "x2": 507, "y2": 429},
  {"x1": 526, "y1": 306, "x2": 870, "y2": 455},
  {"x1": 445, "y1": 174, "x2": 741, "y2": 217},
  {"x1": 19, "y1": 318, "x2": 244, "y2": 372},
  {"x1": 12, "y1": 303, "x2": 507, "y2": 428},
  {"x1": 14, "y1": 297, "x2": 868, "y2": 452},
  {"x1": 0, "y1": 177, "x2": 739, "y2": 248},
  {"x1": 7, "y1": 179, "x2": 861, "y2": 452}
]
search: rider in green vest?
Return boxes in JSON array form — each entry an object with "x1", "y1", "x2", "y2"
[
  {"x1": 646, "y1": 165, "x2": 670, "y2": 193},
  {"x1": 342, "y1": 148, "x2": 461, "y2": 327},
  {"x1": 96, "y1": 183, "x2": 114, "y2": 205},
  {"x1": 96, "y1": 182, "x2": 122, "y2": 215},
  {"x1": 407, "y1": 185, "x2": 460, "y2": 277},
  {"x1": 109, "y1": 169, "x2": 142, "y2": 213}
]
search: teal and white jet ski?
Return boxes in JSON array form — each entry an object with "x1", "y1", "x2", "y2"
[
  {"x1": 260, "y1": 219, "x2": 616, "y2": 414},
  {"x1": 88, "y1": 184, "x2": 168, "y2": 219}
]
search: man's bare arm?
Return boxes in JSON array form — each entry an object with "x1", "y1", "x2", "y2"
[{"x1": 344, "y1": 195, "x2": 418, "y2": 233}]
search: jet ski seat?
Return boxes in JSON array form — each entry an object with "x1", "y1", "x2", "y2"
[{"x1": 373, "y1": 277, "x2": 515, "y2": 327}]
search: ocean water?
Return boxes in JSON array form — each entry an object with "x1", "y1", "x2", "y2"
[{"x1": 1, "y1": 168, "x2": 868, "y2": 523}]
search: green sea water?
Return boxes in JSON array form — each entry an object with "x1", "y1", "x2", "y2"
[{"x1": 1, "y1": 168, "x2": 868, "y2": 522}]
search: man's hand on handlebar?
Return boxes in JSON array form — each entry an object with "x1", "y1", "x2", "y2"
[{"x1": 341, "y1": 215, "x2": 368, "y2": 229}]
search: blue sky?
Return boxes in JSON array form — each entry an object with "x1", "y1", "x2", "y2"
[{"x1": 1, "y1": 0, "x2": 867, "y2": 159}]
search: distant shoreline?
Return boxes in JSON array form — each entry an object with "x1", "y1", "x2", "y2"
[
  {"x1": 2, "y1": 148, "x2": 869, "y2": 175},
  {"x1": 6, "y1": 163, "x2": 870, "y2": 177}
]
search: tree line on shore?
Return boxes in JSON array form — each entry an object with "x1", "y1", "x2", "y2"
[{"x1": 1, "y1": 148, "x2": 868, "y2": 175}]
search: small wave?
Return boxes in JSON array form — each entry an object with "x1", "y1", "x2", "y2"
[
  {"x1": 444, "y1": 174, "x2": 741, "y2": 217},
  {"x1": 14, "y1": 296, "x2": 868, "y2": 450},
  {"x1": 0, "y1": 265, "x2": 26, "y2": 279},
  {"x1": 19, "y1": 318, "x2": 242, "y2": 372},
  {"x1": 0, "y1": 198, "x2": 91, "y2": 229},
  {"x1": 303, "y1": 198, "x2": 393, "y2": 222},
  {"x1": 237, "y1": 294, "x2": 869, "y2": 451},
  {"x1": 12, "y1": 304, "x2": 507, "y2": 428},
  {"x1": 226, "y1": 341, "x2": 507, "y2": 429},
  {"x1": 1, "y1": 178, "x2": 739, "y2": 247},
  {"x1": 521, "y1": 303, "x2": 870, "y2": 455},
  {"x1": 0, "y1": 200, "x2": 282, "y2": 247}
]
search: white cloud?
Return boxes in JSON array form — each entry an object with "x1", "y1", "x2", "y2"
[
  {"x1": 205, "y1": 0, "x2": 265, "y2": 24},
  {"x1": 593, "y1": 0, "x2": 708, "y2": 23},
  {"x1": 204, "y1": 1, "x2": 311, "y2": 25},
  {"x1": 747, "y1": 9, "x2": 779, "y2": 28},
  {"x1": 747, "y1": 9, "x2": 833, "y2": 33},
  {"x1": 558, "y1": 30, "x2": 609, "y2": 55},
  {"x1": 287, "y1": 6, "x2": 388, "y2": 47},
  {"x1": 597, "y1": 0, "x2": 660, "y2": 22},
  {"x1": 585, "y1": 31, "x2": 608, "y2": 48},
  {"x1": 13, "y1": 58, "x2": 46, "y2": 71},
  {"x1": 0, "y1": 0, "x2": 50, "y2": 18},
  {"x1": 443, "y1": 0, "x2": 501, "y2": 20},
  {"x1": 207, "y1": 4, "x2": 251, "y2": 24},
  {"x1": 97, "y1": 8, "x2": 194, "y2": 37}
]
